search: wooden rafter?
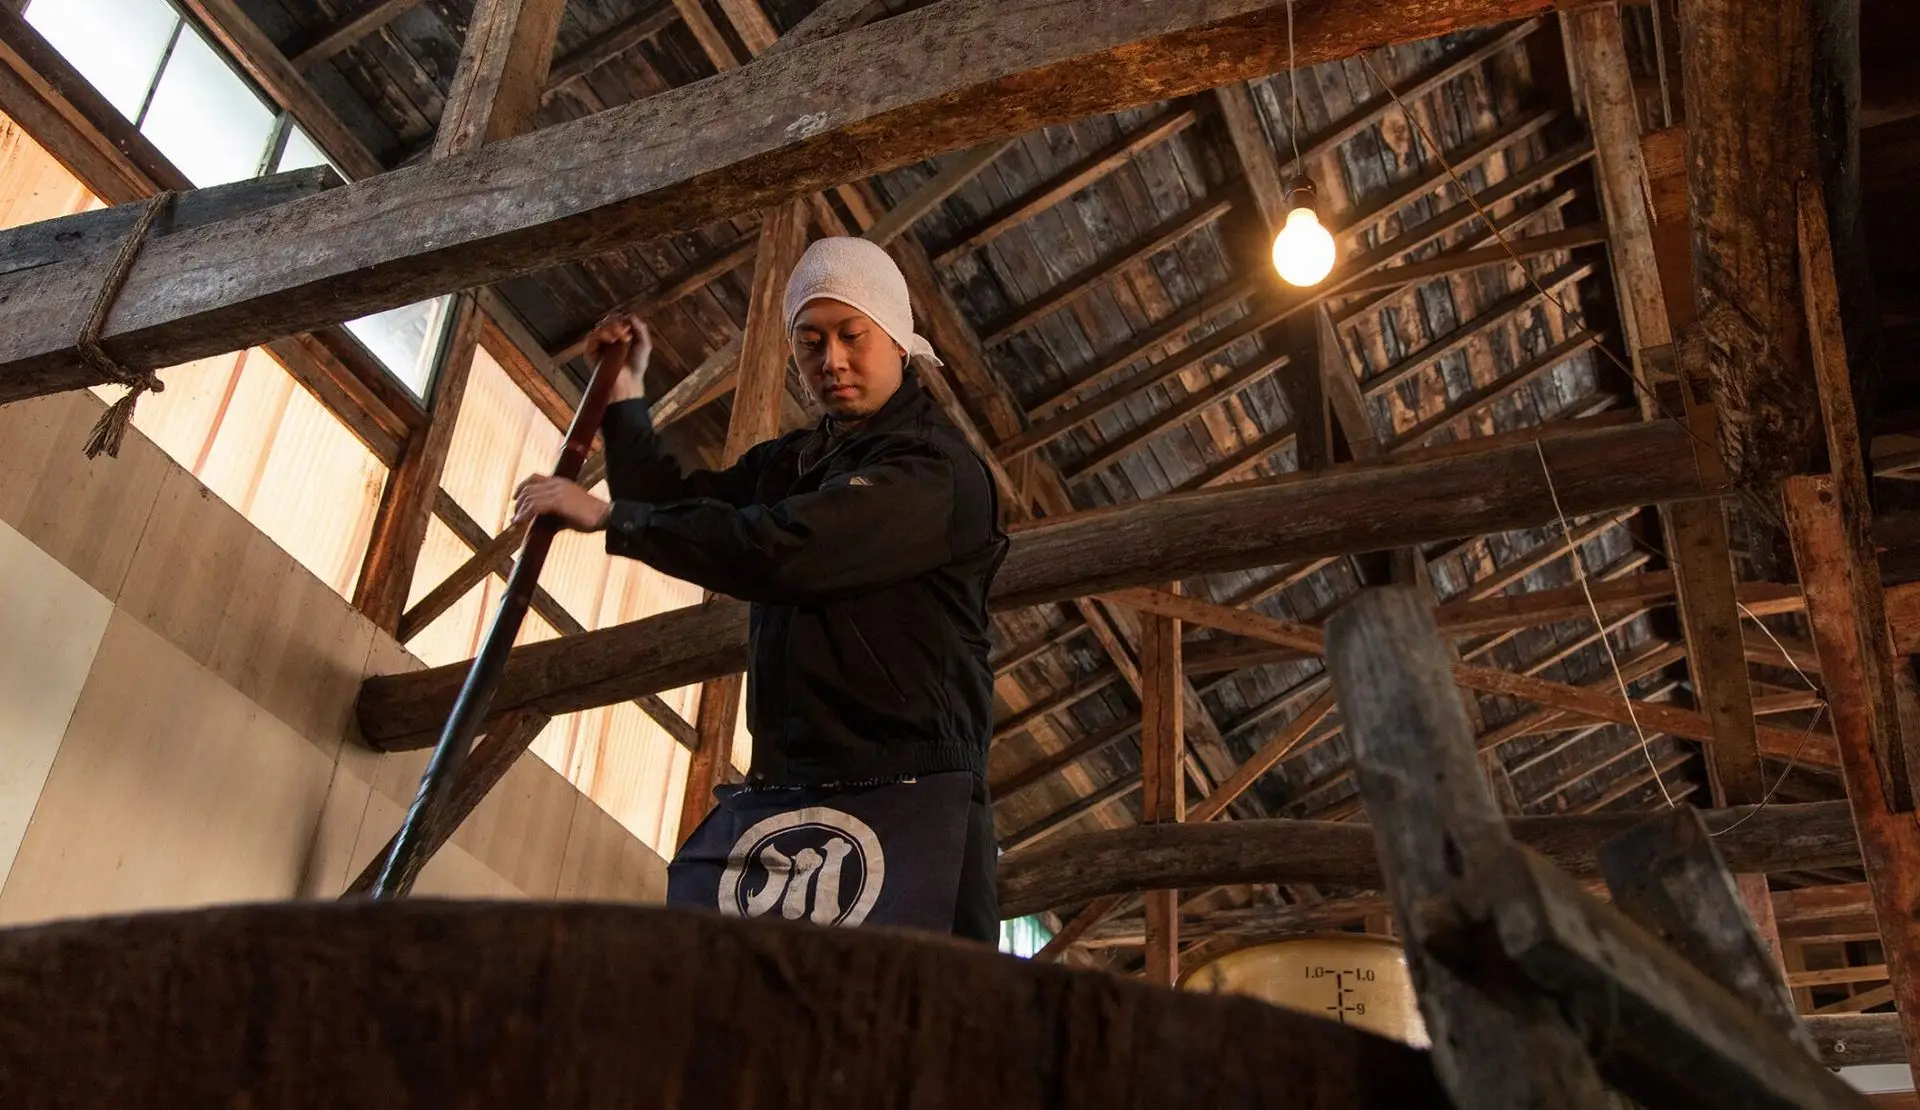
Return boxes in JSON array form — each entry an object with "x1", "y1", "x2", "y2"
[
  {"x1": 1565, "y1": 6, "x2": 1764, "y2": 806},
  {"x1": 1138, "y1": 594, "x2": 1184, "y2": 986}
]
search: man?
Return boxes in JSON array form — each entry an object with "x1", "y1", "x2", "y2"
[{"x1": 513, "y1": 237, "x2": 1008, "y2": 942}]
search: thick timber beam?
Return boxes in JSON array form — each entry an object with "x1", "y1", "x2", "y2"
[
  {"x1": 357, "y1": 418, "x2": 1712, "y2": 748},
  {"x1": 356, "y1": 419, "x2": 1718, "y2": 747},
  {"x1": 0, "y1": 0, "x2": 1570, "y2": 401},
  {"x1": 994, "y1": 799, "x2": 1860, "y2": 923}
]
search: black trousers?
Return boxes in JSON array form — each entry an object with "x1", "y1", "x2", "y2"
[{"x1": 952, "y1": 775, "x2": 1001, "y2": 945}]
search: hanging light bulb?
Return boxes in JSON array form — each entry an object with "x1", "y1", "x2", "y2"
[{"x1": 1272, "y1": 175, "x2": 1336, "y2": 287}]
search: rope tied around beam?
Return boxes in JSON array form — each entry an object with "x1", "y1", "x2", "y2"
[{"x1": 79, "y1": 191, "x2": 175, "y2": 460}]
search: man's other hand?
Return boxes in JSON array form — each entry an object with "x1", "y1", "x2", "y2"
[
  {"x1": 512, "y1": 475, "x2": 612, "y2": 532},
  {"x1": 585, "y1": 313, "x2": 653, "y2": 403}
]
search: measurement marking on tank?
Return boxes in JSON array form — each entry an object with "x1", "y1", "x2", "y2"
[{"x1": 1306, "y1": 964, "x2": 1374, "y2": 1024}]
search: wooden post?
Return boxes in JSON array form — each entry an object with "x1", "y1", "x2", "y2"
[
  {"x1": 675, "y1": 198, "x2": 810, "y2": 843},
  {"x1": 1213, "y1": 82, "x2": 1337, "y2": 475},
  {"x1": 1327, "y1": 587, "x2": 1612, "y2": 1108},
  {"x1": 430, "y1": 0, "x2": 570, "y2": 158},
  {"x1": 353, "y1": 294, "x2": 483, "y2": 632},
  {"x1": 1139, "y1": 586, "x2": 1184, "y2": 987},
  {"x1": 1783, "y1": 476, "x2": 1920, "y2": 1063},
  {"x1": 349, "y1": 0, "x2": 566, "y2": 631}
]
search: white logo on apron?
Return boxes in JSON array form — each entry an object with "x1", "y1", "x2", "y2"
[{"x1": 718, "y1": 807, "x2": 885, "y2": 927}]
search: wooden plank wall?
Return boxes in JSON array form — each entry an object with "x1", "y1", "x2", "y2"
[{"x1": 0, "y1": 388, "x2": 670, "y2": 916}]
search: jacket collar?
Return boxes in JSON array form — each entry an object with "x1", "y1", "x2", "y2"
[{"x1": 820, "y1": 371, "x2": 932, "y2": 441}]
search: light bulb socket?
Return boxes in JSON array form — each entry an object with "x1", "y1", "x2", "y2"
[{"x1": 1283, "y1": 174, "x2": 1319, "y2": 215}]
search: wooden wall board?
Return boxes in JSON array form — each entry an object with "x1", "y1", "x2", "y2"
[
  {"x1": 554, "y1": 789, "x2": 671, "y2": 903},
  {"x1": 0, "y1": 391, "x2": 169, "y2": 602},
  {"x1": 0, "y1": 612, "x2": 338, "y2": 925},
  {"x1": 116, "y1": 465, "x2": 380, "y2": 762},
  {"x1": 0, "y1": 518, "x2": 113, "y2": 891}
]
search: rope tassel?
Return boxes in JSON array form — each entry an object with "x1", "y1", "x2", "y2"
[
  {"x1": 76, "y1": 191, "x2": 174, "y2": 460},
  {"x1": 83, "y1": 374, "x2": 164, "y2": 459}
]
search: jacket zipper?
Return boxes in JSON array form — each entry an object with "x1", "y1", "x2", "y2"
[{"x1": 847, "y1": 619, "x2": 909, "y2": 706}]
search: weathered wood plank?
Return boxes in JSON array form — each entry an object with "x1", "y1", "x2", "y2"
[
  {"x1": 1678, "y1": 0, "x2": 1831, "y2": 488},
  {"x1": 1103, "y1": 585, "x2": 1836, "y2": 767},
  {"x1": 1472, "y1": 847, "x2": 1872, "y2": 1109},
  {"x1": 1328, "y1": 588, "x2": 1611, "y2": 1108},
  {"x1": 1333, "y1": 593, "x2": 1865, "y2": 1110},
  {"x1": 1597, "y1": 808, "x2": 1814, "y2": 1052},
  {"x1": 0, "y1": 0, "x2": 1568, "y2": 401},
  {"x1": 1566, "y1": 5, "x2": 1763, "y2": 805},
  {"x1": 286, "y1": 0, "x2": 423, "y2": 69},
  {"x1": 356, "y1": 420, "x2": 1718, "y2": 747}
]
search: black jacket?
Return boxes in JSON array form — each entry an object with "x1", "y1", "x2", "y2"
[{"x1": 601, "y1": 374, "x2": 1008, "y2": 787}]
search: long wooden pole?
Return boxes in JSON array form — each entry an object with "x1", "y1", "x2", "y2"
[{"x1": 368, "y1": 339, "x2": 628, "y2": 898}]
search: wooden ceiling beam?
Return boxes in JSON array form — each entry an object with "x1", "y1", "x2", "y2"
[
  {"x1": 982, "y1": 189, "x2": 1240, "y2": 347},
  {"x1": 355, "y1": 419, "x2": 1715, "y2": 747},
  {"x1": 1387, "y1": 332, "x2": 1602, "y2": 450},
  {"x1": 1357, "y1": 261, "x2": 1595, "y2": 401},
  {"x1": 1002, "y1": 146, "x2": 1594, "y2": 461},
  {"x1": 1017, "y1": 584, "x2": 1669, "y2": 843},
  {"x1": 985, "y1": 24, "x2": 1553, "y2": 356},
  {"x1": 1779, "y1": 182, "x2": 1920, "y2": 1062},
  {"x1": 4, "y1": 0, "x2": 1575, "y2": 400},
  {"x1": 1060, "y1": 350, "x2": 1287, "y2": 484},
  {"x1": 541, "y1": 3, "x2": 680, "y2": 103},
  {"x1": 995, "y1": 799, "x2": 1861, "y2": 919},
  {"x1": 286, "y1": 0, "x2": 430, "y2": 70},
  {"x1": 0, "y1": 6, "x2": 422, "y2": 471}
]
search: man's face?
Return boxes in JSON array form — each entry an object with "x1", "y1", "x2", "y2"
[{"x1": 792, "y1": 299, "x2": 905, "y2": 421}]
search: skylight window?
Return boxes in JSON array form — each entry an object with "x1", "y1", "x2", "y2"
[
  {"x1": 24, "y1": 0, "x2": 177, "y2": 119},
  {"x1": 345, "y1": 299, "x2": 455, "y2": 402},
  {"x1": 273, "y1": 124, "x2": 332, "y2": 174},
  {"x1": 137, "y1": 28, "x2": 277, "y2": 186}
]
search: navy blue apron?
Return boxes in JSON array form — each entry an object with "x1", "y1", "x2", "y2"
[{"x1": 667, "y1": 771, "x2": 975, "y2": 933}]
